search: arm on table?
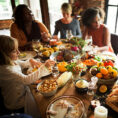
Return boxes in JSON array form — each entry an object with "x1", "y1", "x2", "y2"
[
  {"x1": 103, "y1": 26, "x2": 114, "y2": 52},
  {"x1": 17, "y1": 59, "x2": 42, "y2": 69},
  {"x1": 76, "y1": 20, "x2": 82, "y2": 37},
  {"x1": 82, "y1": 27, "x2": 88, "y2": 40},
  {"x1": 36, "y1": 21, "x2": 51, "y2": 37},
  {"x1": 10, "y1": 64, "x2": 45, "y2": 85}
]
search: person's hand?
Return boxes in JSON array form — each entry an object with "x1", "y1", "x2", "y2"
[
  {"x1": 52, "y1": 35, "x2": 59, "y2": 41},
  {"x1": 45, "y1": 59, "x2": 55, "y2": 68},
  {"x1": 29, "y1": 59, "x2": 42, "y2": 68},
  {"x1": 41, "y1": 32, "x2": 50, "y2": 42}
]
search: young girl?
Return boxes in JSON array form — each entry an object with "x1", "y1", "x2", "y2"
[{"x1": 0, "y1": 35, "x2": 55, "y2": 115}]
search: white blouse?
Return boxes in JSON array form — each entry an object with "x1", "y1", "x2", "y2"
[{"x1": 0, "y1": 60, "x2": 44, "y2": 110}]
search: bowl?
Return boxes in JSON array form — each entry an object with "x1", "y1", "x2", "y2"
[
  {"x1": 75, "y1": 79, "x2": 88, "y2": 94},
  {"x1": 89, "y1": 68, "x2": 118, "y2": 85},
  {"x1": 37, "y1": 80, "x2": 58, "y2": 97},
  {"x1": 98, "y1": 77, "x2": 117, "y2": 85}
]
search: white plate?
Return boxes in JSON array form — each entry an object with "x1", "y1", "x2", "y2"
[
  {"x1": 50, "y1": 51, "x2": 81, "y2": 62},
  {"x1": 19, "y1": 51, "x2": 37, "y2": 60},
  {"x1": 46, "y1": 96, "x2": 85, "y2": 118}
]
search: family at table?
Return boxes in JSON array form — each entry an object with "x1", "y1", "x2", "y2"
[{"x1": 0, "y1": 2, "x2": 115, "y2": 118}]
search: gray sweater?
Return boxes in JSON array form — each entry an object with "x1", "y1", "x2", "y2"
[{"x1": 53, "y1": 18, "x2": 82, "y2": 39}]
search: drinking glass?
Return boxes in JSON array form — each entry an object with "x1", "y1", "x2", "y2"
[
  {"x1": 87, "y1": 76, "x2": 98, "y2": 95},
  {"x1": 52, "y1": 64, "x2": 59, "y2": 78},
  {"x1": 66, "y1": 30, "x2": 73, "y2": 40},
  {"x1": 85, "y1": 36, "x2": 93, "y2": 45}
]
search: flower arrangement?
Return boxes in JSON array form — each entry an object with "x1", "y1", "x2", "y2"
[{"x1": 70, "y1": 37, "x2": 86, "y2": 53}]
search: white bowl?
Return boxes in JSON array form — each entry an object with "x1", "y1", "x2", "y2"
[{"x1": 37, "y1": 81, "x2": 58, "y2": 97}]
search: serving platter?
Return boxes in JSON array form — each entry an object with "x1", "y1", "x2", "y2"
[
  {"x1": 46, "y1": 96, "x2": 85, "y2": 118},
  {"x1": 50, "y1": 51, "x2": 81, "y2": 62}
]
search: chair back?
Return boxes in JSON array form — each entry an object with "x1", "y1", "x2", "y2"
[{"x1": 111, "y1": 33, "x2": 118, "y2": 54}]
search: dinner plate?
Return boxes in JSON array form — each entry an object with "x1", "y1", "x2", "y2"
[
  {"x1": 19, "y1": 51, "x2": 37, "y2": 60},
  {"x1": 97, "y1": 51, "x2": 117, "y2": 60},
  {"x1": 50, "y1": 51, "x2": 81, "y2": 62},
  {"x1": 46, "y1": 96, "x2": 85, "y2": 118}
]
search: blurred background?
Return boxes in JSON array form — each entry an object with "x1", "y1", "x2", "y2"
[{"x1": 0, "y1": 0, "x2": 117, "y2": 35}]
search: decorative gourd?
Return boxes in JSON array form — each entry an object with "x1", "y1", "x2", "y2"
[{"x1": 57, "y1": 62, "x2": 68, "y2": 72}]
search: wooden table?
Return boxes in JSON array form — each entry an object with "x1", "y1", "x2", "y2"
[
  {"x1": 28, "y1": 43, "x2": 118, "y2": 118},
  {"x1": 30, "y1": 75, "x2": 117, "y2": 118},
  {"x1": 30, "y1": 74, "x2": 94, "y2": 118}
]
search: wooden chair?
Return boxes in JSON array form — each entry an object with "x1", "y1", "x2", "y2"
[{"x1": 111, "y1": 33, "x2": 118, "y2": 55}]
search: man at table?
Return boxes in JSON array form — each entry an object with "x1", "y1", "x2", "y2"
[{"x1": 10, "y1": 4, "x2": 50, "y2": 50}]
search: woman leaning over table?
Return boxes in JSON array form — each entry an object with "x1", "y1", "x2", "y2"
[
  {"x1": 0, "y1": 35, "x2": 55, "y2": 117},
  {"x1": 53, "y1": 3, "x2": 82, "y2": 39},
  {"x1": 10, "y1": 4, "x2": 50, "y2": 50},
  {"x1": 82, "y1": 7, "x2": 113, "y2": 52}
]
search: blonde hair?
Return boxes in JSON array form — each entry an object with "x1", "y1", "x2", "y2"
[
  {"x1": 61, "y1": 3, "x2": 72, "y2": 13},
  {"x1": 0, "y1": 35, "x2": 16, "y2": 65}
]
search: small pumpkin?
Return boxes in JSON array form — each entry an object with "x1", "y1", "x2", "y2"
[
  {"x1": 100, "y1": 68, "x2": 108, "y2": 75},
  {"x1": 99, "y1": 85, "x2": 107, "y2": 93},
  {"x1": 96, "y1": 73, "x2": 102, "y2": 79},
  {"x1": 57, "y1": 62, "x2": 68, "y2": 72}
]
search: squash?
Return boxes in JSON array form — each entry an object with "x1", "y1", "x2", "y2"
[{"x1": 57, "y1": 62, "x2": 68, "y2": 72}]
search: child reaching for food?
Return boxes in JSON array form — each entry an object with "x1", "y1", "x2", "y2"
[{"x1": 0, "y1": 35, "x2": 55, "y2": 117}]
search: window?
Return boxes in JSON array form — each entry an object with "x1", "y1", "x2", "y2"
[
  {"x1": 48, "y1": 0, "x2": 69, "y2": 35},
  {"x1": 106, "y1": 0, "x2": 118, "y2": 34},
  {"x1": 29, "y1": 0, "x2": 42, "y2": 22},
  {"x1": 15, "y1": 0, "x2": 42, "y2": 22},
  {"x1": 0, "y1": 0, "x2": 12, "y2": 20}
]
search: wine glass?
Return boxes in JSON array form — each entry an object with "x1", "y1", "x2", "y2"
[
  {"x1": 52, "y1": 64, "x2": 59, "y2": 78},
  {"x1": 66, "y1": 30, "x2": 73, "y2": 40},
  {"x1": 85, "y1": 36, "x2": 93, "y2": 45},
  {"x1": 87, "y1": 76, "x2": 98, "y2": 95}
]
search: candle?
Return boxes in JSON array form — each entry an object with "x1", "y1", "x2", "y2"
[{"x1": 94, "y1": 106, "x2": 108, "y2": 118}]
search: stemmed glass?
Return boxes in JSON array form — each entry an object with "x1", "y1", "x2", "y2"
[
  {"x1": 51, "y1": 58, "x2": 59, "y2": 78},
  {"x1": 85, "y1": 36, "x2": 93, "y2": 45},
  {"x1": 87, "y1": 76, "x2": 98, "y2": 95},
  {"x1": 66, "y1": 30, "x2": 73, "y2": 40},
  {"x1": 52, "y1": 64, "x2": 59, "y2": 78},
  {"x1": 32, "y1": 39, "x2": 40, "y2": 57}
]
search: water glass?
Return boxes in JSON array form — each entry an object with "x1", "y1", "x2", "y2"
[
  {"x1": 66, "y1": 30, "x2": 73, "y2": 40},
  {"x1": 52, "y1": 65, "x2": 59, "y2": 78},
  {"x1": 87, "y1": 76, "x2": 98, "y2": 95}
]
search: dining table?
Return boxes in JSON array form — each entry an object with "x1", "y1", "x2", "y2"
[
  {"x1": 30, "y1": 73, "x2": 93, "y2": 118},
  {"x1": 21, "y1": 41, "x2": 118, "y2": 118}
]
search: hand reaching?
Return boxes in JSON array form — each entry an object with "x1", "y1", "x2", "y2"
[
  {"x1": 29, "y1": 59, "x2": 42, "y2": 68},
  {"x1": 45, "y1": 59, "x2": 55, "y2": 68}
]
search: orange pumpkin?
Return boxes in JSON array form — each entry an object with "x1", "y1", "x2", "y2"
[
  {"x1": 100, "y1": 68, "x2": 108, "y2": 75},
  {"x1": 57, "y1": 62, "x2": 68, "y2": 72}
]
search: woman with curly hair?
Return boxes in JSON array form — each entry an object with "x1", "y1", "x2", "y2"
[
  {"x1": 10, "y1": 4, "x2": 50, "y2": 50},
  {"x1": 82, "y1": 7, "x2": 113, "y2": 52}
]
